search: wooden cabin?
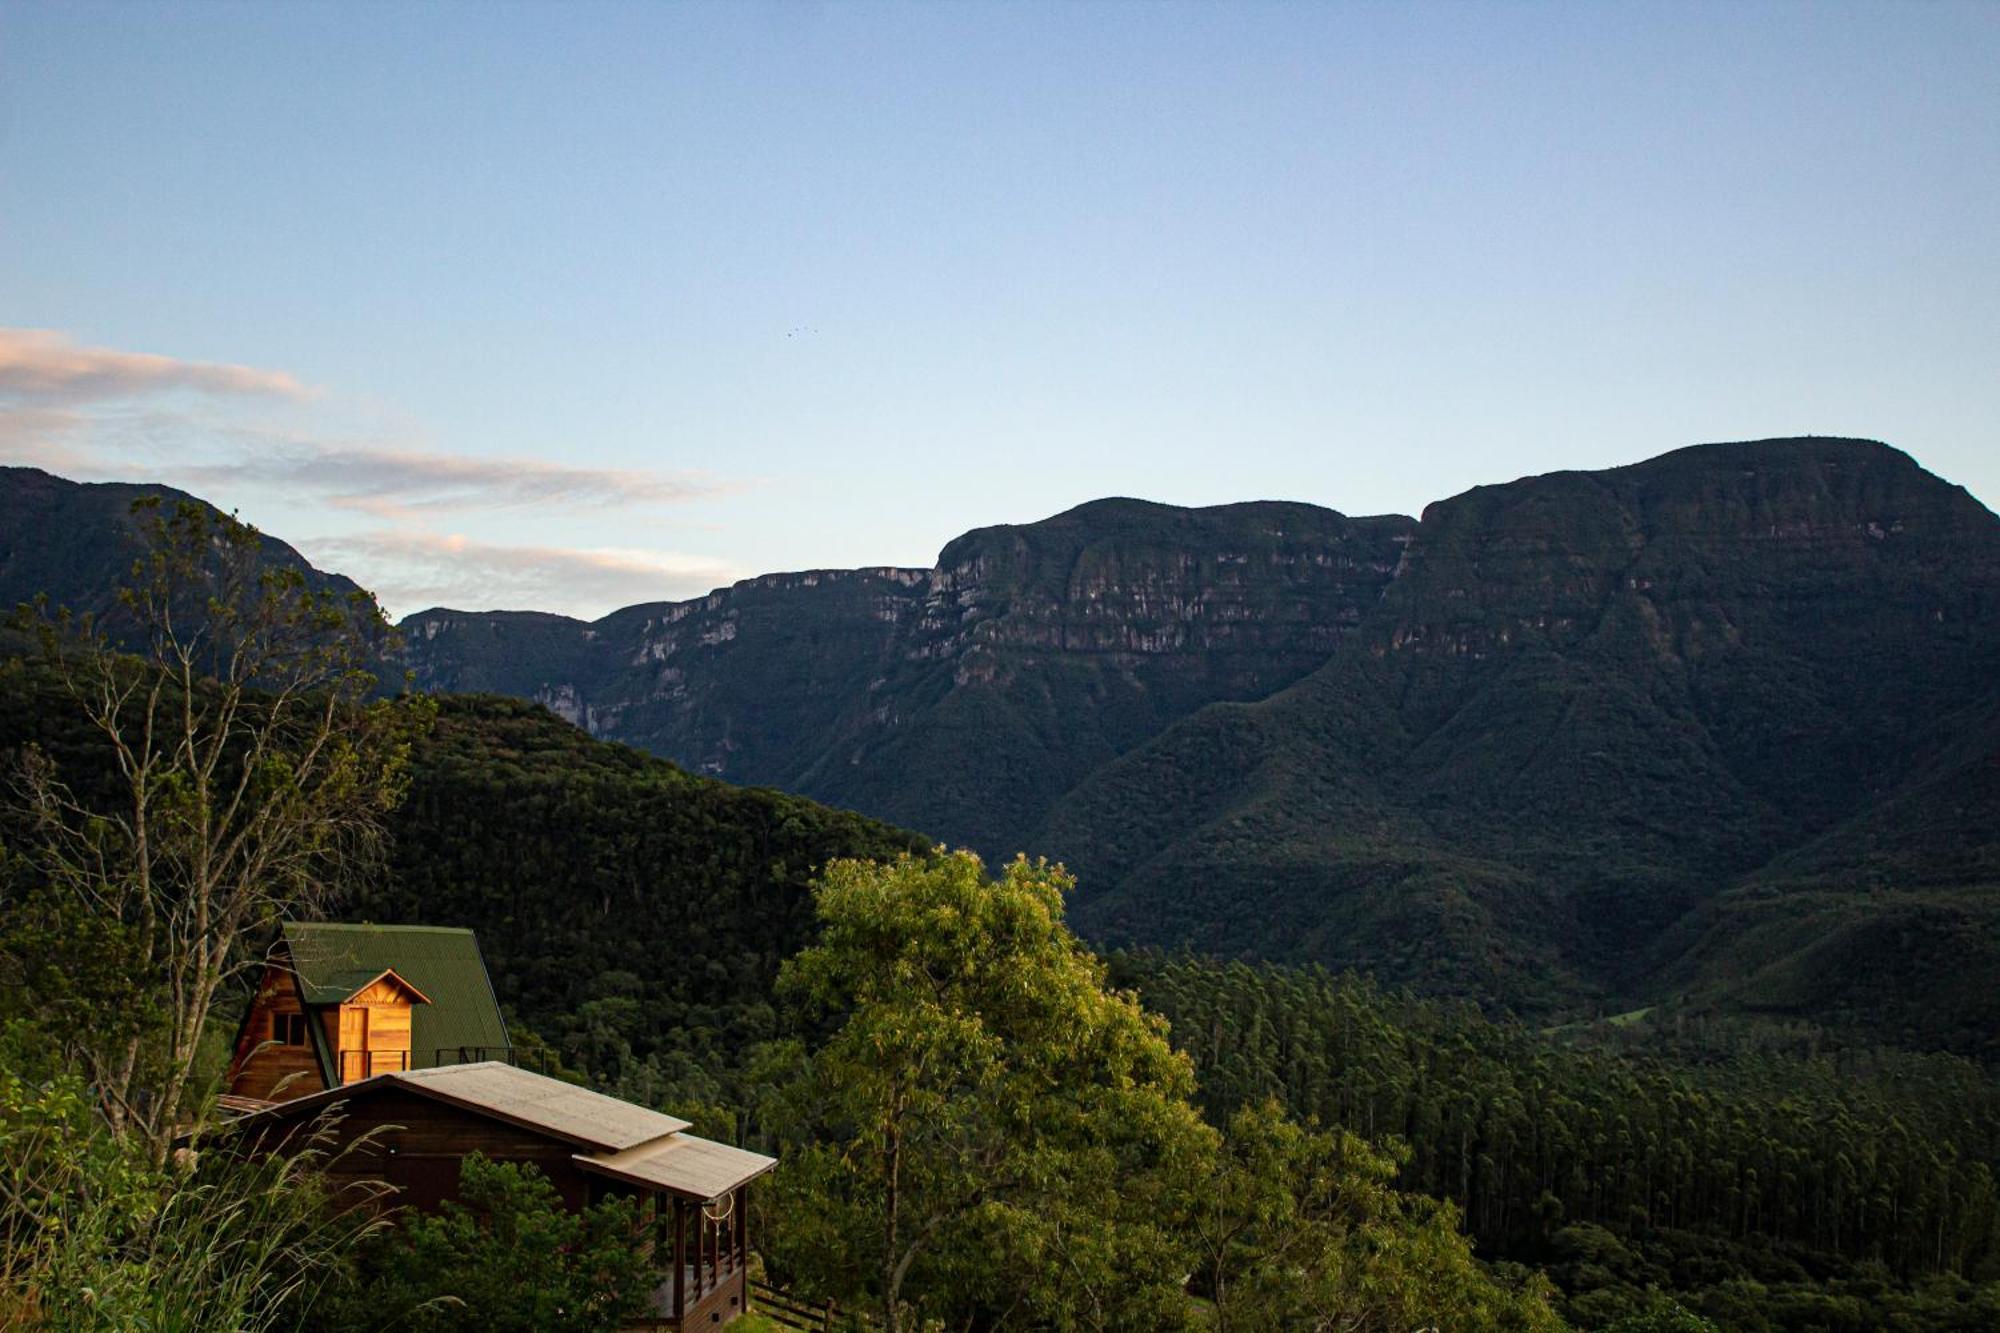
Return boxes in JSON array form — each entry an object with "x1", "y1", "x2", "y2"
[
  {"x1": 237, "y1": 1062, "x2": 776, "y2": 1330},
  {"x1": 226, "y1": 922, "x2": 511, "y2": 1104}
]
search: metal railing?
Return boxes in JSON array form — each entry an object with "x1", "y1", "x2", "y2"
[{"x1": 418, "y1": 1045, "x2": 556, "y2": 1074}]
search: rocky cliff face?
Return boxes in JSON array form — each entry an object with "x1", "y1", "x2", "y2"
[
  {"x1": 400, "y1": 497, "x2": 1415, "y2": 858},
  {"x1": 1051, "y1": 438, "x2": 2000, "y2": 1027}
]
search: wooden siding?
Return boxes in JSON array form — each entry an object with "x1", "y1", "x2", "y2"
[
  {"x1": 246, "y1": 1087, "x2": 595, "y2": 1213},
  {"x1": 338, "y1": 992, "x2": 416, "y2": 1088},
  {"x1": 226, "y1": 966, "x2": 326, "y2": 1103},
  {"x1": 342, "y1": 977, "x2": 415, "y2": 1079},
  {"x1": 239, "y1": 1077, "x2": 760, "y2": 1330},
  {"x1": 229, "y1": 962, "x2": 424, "y2": 1098}
]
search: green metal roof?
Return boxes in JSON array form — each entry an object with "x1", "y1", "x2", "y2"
[{"x1": 281, "y1": 922, "x2": 511, "y2": 1070}]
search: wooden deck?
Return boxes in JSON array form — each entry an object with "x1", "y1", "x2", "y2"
[{"x1": 625, "y1": 1260, "x2": 747, "y2": 1330}]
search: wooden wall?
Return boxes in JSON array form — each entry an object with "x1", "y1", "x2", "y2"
[
  {"x1": 337, "y1": 977, "x2": 416, "y2": 1081},
  {"x1": 247, "y1": 1087, "x2": 596, "y2": 1214},
  {"x1": 226, "y1": 967, "x2": 326, "y2": 1103}
]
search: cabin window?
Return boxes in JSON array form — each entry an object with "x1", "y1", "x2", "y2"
[{"x1": 278, "y1": 1014, "x2": 308, "y2": 1045}]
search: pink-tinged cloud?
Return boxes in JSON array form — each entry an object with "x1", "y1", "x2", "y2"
[
  {"x1": 174, "y1": 443, "x2": 727, "y2": 514},
  {"x1": 0, "y1": 328, "x2": 313, "y2": 403},
  {"x1": 300, "y1": 529, "x2": 741, "y2": 621},
  {"x1": 0, "y1": 407, "x2": 99, "y2": 472}
]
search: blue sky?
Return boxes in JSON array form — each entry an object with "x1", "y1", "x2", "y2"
[{"x1": 2, "y1": 1, "x2": 1994, "y2": 618}]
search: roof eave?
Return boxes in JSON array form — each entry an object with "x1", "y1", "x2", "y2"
[
  {"x1": 334, "y1": 967, "x2": 434, "y2": 1006},
  {"x1": 570, "y1": 1147, "x2": 778, "y2": 1202}
]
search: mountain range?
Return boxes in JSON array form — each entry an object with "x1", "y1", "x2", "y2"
[{"x1": 5, "y1": 437, "x2": 1996, "y2": 1052}]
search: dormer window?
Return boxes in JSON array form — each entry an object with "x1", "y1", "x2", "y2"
[{"x1": 279, "y1": 1014, "x2": 308, "y2": 1046}]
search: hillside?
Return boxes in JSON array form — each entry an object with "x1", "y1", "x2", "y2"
[
  {"x1": 0, "y1": 466, "x2": 362, "y2": 622},
  {"x1": 4, "y1": 440, "x2": 1996, "y2": 1049},
  {"x1": 402, "y1": 497, "x2": 1414, "y2": 859},
  {"x1": 1052, "y1": 439, "x2": 2000, "y2": 1041},
  {"x1": 362, "y1": 694, "x2": 929, "y2": 1089},
  {"x1": 0, "y1": 658, "x2": 927, "y2": 1092}
]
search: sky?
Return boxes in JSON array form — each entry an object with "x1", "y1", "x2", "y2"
[{"x1": 1, "y1": 1, "x2": 1995, "y2": 620}]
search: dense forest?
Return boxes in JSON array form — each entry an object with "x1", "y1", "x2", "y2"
[
  {"x1": 358, "y1": 692, "x2": 927, "y2": 1109},
  {"x1": 1113, "y1": 953, "x2": 2000, "y2": 1328},
  {"x1": 8, "y1": 648, "x2": 2000, "y2": 1327}
]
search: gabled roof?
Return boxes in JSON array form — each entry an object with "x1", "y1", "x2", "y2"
[{"x1": 280, "y1": 923, "x2": 508, "y2": 1067}]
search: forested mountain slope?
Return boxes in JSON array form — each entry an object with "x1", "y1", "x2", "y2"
[
  {"x1": 0, "y1": 661, "x2": 926, "y2": 1093},
  {"x1": 1053, "y1": 440, "x2": 2000, "y2": 1040},
  {"x1": 0, "y1": 466, "x2": 361, "y2": 622},
  {"x1": 401, "y1": 498, "x2": 1414, "y2": 860}
]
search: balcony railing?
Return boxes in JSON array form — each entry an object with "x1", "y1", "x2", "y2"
[
  {"x1": 332, "y1": 1045, "x2": 556, "y2": 1084},
  {"x1": 336, "y1": 1047, "x2": 410, "y2": 1084},
  {"x1": 418, "y1": 1045, "x2": 558, "y2": 1075}
]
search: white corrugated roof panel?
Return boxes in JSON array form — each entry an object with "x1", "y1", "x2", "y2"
[
  {"x1": 575, "y1": 1133, "x2": 777, "y2": 1201},
  {"x1": 389, "y1": 1062, "x2": 691, "y2": 1150}
]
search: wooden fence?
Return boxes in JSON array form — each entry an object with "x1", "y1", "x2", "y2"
[{"x1": 747, "y1": 1278, "x2": 857, "y2": 1331}]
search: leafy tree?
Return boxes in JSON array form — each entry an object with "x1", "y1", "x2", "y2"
[
  {"x1": 766, "y1": 850, "x2": 1215, "y2": 1332},
  {"x1": 1202, "y1": 1099, "x2": 1565, "y2": 1332},
  {"x1": 319, "y1": 1154, "x2": 653, "y2": 1332},
  {"x1": 5, "y1": 499, "x2": 425, "y2": 1162},
  {"x1": 1596, "y1": 1295, "x2": 1722, "y2": 1332}
]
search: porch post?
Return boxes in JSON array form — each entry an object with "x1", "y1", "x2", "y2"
[
  {"x1": 672, "y1": 1196, "x2": 687, "y2": 1323},
  {"x1": 713, "y1": 1204, "x2": 722, "y2": 1287}
]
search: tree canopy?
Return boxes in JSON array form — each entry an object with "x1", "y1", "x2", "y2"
[{"x1": 758, "y1": 851, "x2": 1566, "y2": 1332}]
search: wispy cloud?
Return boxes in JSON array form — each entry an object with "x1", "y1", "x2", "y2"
[
  {"x1": 0, "y1": 406, "x2": 95, "y2": 471},
  {"x1": 0, "y1": 327, "x2": 313, "y2": 403},
  {"x1": 0, "y1": 328, "x2": 747, "y2": 622},
  {"x1": 173, "y1": 441, "x2": 725, "y2": 516},
  {"x1": 303, "y1": 530, "x2": 741, "y2": 620}
]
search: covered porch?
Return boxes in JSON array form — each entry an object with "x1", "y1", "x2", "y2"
[{"x1": 575, "y1": 1133, "x2": 773, "y2": 1331}]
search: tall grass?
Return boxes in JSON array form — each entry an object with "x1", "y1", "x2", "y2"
[{"x1": 1, "y1": 1065, "x2": 388, "y2": 1332}]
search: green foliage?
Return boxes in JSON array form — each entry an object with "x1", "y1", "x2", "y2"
[
  {"x1": 352, "y1": 694, "x2": 928, "y2": 1106},
  {"x1": 765, "y1": 851, "x2": 1216, "y2": 1332},
  {"x1": 0, "y1": 848, "x2": 163, "y2": 1067},
  {"x1": 1201, "y1": 1099, "x2": 1565, "y2": 1331},
  {"x1": 0, "y1": 1024, "x2": 381, "y2": 1331},
  {"x1": 1120, "y1": 952, "x2": 2000, "y2": 1329},
  {"x1": 1596, "y1": 1296, "x2": 1721, "y2": 1332},
  {"x1": 316, "y1": 1155, "x2": 653, "y2": 1333},
  {"x1": 759, "y1": 853, "x2": 1564, "y2": 1332}
]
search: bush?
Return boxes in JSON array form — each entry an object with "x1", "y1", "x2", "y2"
[{"x1": 319, "y1": 1154, "x2": 654, "y2": 1332}]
